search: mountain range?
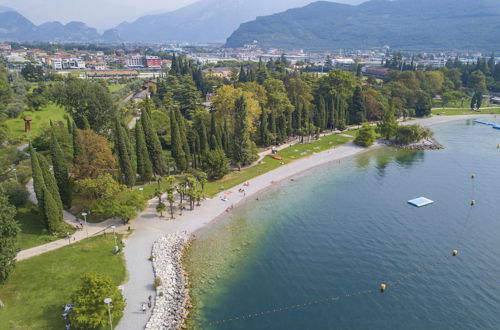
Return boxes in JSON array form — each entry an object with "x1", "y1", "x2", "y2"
[
  {"x1": 225, "y1": 0, "x2": 500, "y2": 51},
  {"x1": 110, "y1": 0, "x2": 325, "y2": 43},
  {"x1": 0, "y1": 9, "x2": 114, "y2": 43}
]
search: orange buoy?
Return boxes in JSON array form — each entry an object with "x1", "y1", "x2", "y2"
[
  {"x1": 452, "y1": 250, "x2": 458, "y2": 256},
  {"x1": 380, "y1": 283, "x2": 387, "y2": 292}
]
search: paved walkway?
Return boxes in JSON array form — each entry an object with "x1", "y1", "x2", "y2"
[
  {"x1": 117, "y1": 141, "x2": 377, "y2": 330},
  {"x1": 16, "y1": 180, "x2": 124, "y2": 261}
]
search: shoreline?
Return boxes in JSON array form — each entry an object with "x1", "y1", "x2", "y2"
[{"x1": 120, "y1": 114, "x2": 496, "y2": 330}]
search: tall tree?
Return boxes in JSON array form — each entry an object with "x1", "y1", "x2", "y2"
[
  {"x1": 114, "y1": 121, "x2": 136, "y2": 187},
  {"x1": 349, "y1": 86, "x2": 366, "y2": 125},
  {"x1": 232, "y1": 95, "x2": 255, "y2": 169},
  {"x1": 30, "y1": 147, "x2": 47, "y2": 226},
  {"x1": 71, "y1": 273, "x2": 125, "y2": 329},
  {"x1": 259, "y1": 107, "x2": 270, "y2": 146},
  {"x1": 38, "y1": 154, "x2": 63, "y2": 212},
  {"x1": 170, "y1": 111, "x2": 188, "y2": 172},
  {"x1": 141, "y1": 101, "x2": 166, "y2": 176},
  {"x1": 42, "y1": 186, "x2": 63, "y2": 233},
  {"x1": 135, "y1": 119, "x2": 153, "y2": 182},
  {"x1": 73, "y1": 130, "x2": 118, "y2": 179},
  {"x1": 0, "y1": 193, "x2": 20, "y2": 284},
  {"x1": 378, "y1": 101, "x2": 399, "y2": 140},
  {"x1": 50, "y1": 130, "x2": 72, "y2": 208},
  {"x1": 72, "y1": 122, "x2": 85, "y2": 164}
]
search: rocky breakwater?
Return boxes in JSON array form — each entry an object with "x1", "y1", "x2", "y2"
[
  {"x1": 382, "y1": 138, "x2": 444, "y2": 151},
  {"x1": 146, "y1": 234, "x2": 190, "y2": 330}
]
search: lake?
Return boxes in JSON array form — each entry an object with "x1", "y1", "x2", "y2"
[{"x1": 184, "y1": 119, "x2": 500, "y2": 329}]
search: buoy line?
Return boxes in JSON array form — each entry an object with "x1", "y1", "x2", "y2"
[{"x1": 205, "y1": 153, "x2": 495, "y2": 327}]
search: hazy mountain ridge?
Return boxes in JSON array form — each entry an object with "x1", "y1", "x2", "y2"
[
  {"x1": 110, "y1": 0, "x2": 323, "y2": 43},
  {"x1": 225, "y1": 0, "x2": 500, "y2": 50},
  {"x1": 0, "y1": 10, "x2": 111, "y2": 42}
]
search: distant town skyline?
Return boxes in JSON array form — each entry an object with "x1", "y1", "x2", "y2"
[{"x1": 0, "y1": 0, "x2": 365, "y2": 31}]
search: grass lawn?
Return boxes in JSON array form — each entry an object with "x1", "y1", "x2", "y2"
[
  {"x1": 432, "y1": 108, "x2": 500, "y2": 116},
  {"x1": 108, "y1": 84, "x2": 126, "y2": 93},
  {"x1": 0, "y1": 234, "x2": 126, "y2": 330},
  {"x1": 203, "y1": 133, "x2": 353, "y2": 196},
  {"x1": 432, "y1": 98, "x2": 493, "y2": 109},
  {"x1": 15, "y1": 203, "x2": 75, "y2": 250},
  {"x1": 5, "y1": 103, "x2": 67, "y2": 142}
]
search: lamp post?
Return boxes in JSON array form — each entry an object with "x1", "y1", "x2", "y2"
[
  {"x1": 104, "y1": 298, "x2": 113, "y2": 330},
  {"x1": 12, "y1": 168, "x2": 18, "y2": 183},
  {"x1": 111, "y1": 225, "x2": 118, "y2": 252},
  {"x1": 82, "y1": 212, "x2": 88, "y2": 237}
]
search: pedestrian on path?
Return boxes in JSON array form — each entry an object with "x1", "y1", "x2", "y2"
[{"x1": 142, "y1": 304, "x2": 146, "y2": 313}]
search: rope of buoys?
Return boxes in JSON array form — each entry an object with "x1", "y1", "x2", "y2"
[{"x1": 205, "y1": 156, "x2": 489, "y2": 327}]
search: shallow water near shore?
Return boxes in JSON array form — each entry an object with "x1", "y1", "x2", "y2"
[{"x1": 184, "y1": 119, "x2": 500, "y2": 329}]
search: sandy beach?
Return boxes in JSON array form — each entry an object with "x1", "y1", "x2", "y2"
[{"x1": 117, "y1": 114, "x2": 496, "y2": 329}]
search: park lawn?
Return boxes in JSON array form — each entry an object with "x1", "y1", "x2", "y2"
[
  {"x1": 204, "y1": 133, "x2": 353, "y2": 196},
  {"x1": 108, "y1": 84, "x2": 126, "y2": 93},
  {"x1": 0, "y1": 234, "x2": 126, "y2": 330},
  {"x1": 432, "y1": 108, "x2": 500, "y2": 116},
  {"x1": 15, "y1": 203, "x2": 74, "y2": 250},
  {"x1": 433, "y1": 98, "x2": 493, "y2": 109},
  {"x1": 5, "y1": 103, "x2": 67, "y2": 142}
]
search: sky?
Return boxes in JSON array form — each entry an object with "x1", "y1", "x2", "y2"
[{"x1": 0, "y1": 0, "x2": 365, "y2": 31}]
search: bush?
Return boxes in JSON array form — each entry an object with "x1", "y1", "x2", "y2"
[
  {"x1": 394, "y1": 125, "x2": 433, "y2": 145},
  {"x1": 2, "y1": 180, "x2": 28, "y2": 207},
  {"x1": 354, "y1": 124, "x2": 376, "y2": 147},
  {"x1": 6, "y1": 102, "x2": 25, "y2": 118},
  {"x1": 154, "y1": 276, "x2": 162, "y2": 289}
]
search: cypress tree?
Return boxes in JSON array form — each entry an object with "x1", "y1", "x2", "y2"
[
  {"x1": 175, "y1": 109, "x2": 191, "y2": 164},
  {"x1": 30, "y1": 147, "x2": 47, "y2": 227},
  {"x1": 42, "y1": 186, "x2": 63, "y2": 233},
  {"x1": 233, "y1": 95, "x2": 254, "y2": 169},
  {"x1": 72, "y1": 122, "x2": 84, "y2": 164},
  {"x1": 135, "y1": 119, "x2": 153, "y2": 182},
  {"x1": 170, "y1": 111, "x2": 187, "y2": 172},
  {"x1": 270, "y1": 110, "x2": 277, "y2": 145},
  {"x1": 141, "y1": 104, "x2": 166, "y2": 176},
  {"x1": 238, "y1": 65, "x2": 247, "y2": 83},
  {"x1": 66, "y1": 117, "x2": 72, "y2": 135},
  {"x1": 114, "y1": 121, "x2": 136, "y2": 187},
  {"x1": 209, "y1": 111, "x2": 219, "y2": 150},
  {"x1": 50, "y1": 130, "x2": 72, "y2": 208},
  {"x1": 81, "y1": 116, "x2": 91, "y2": 130},
  {"x1": 197, "y1": 117, "x2": 209, "y2": 155},
  {"x1": 349, "y1": 86, "x2": 366, "y2": 125},
  {"x1": 38, "y1": 154, "x2": 63, "y2": 212},
  {"x1": 259, "y1": 107, "x2": 270, "y2": 146},
  {"x1": 221, "y1": 119, "x2": 231, "y2": 157},
  {"x1": 317, "y1": 95, "x2": 327, "y2": 131}
]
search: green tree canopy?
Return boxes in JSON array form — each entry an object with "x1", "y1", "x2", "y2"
[
  {"x1": 0, "y1": 193, "x2": 20, "y2": 284},
  {"x1": 71, "y1": 273, "x2": 125, "y2": 330}
]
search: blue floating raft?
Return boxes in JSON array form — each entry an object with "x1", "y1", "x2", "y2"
[
  {"x1": 408, "y1": 197, "x2": 434, "y2": 208},
  {"x1": 473, "y1": 120, "x2": 494, "y2": 126},
  {"x1": 473, "y1": 120, "x2": 500, "y2": 129}
]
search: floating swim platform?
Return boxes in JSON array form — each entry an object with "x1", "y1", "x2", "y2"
[
  {"x1": 473, "y1": 120, "x2": 500, "y2": 130},
  {"x1": 473, "y1": 120, "x2": 494, "y2": 125},
  {"x1": 408, "y1": 197, "x2": 434, "y2": 207}
]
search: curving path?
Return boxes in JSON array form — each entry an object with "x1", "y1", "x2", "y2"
[{"x1": 16, "y1": 180, "x2": 123, "y2": 261}]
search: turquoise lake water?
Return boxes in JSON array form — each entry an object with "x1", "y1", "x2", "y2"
[{"x1": 185, "y1": 119, "x2": 500, "y2": 329}]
